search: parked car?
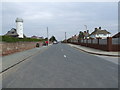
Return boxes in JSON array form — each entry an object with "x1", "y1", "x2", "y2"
[
  {"x1": 36, "y1": 43, "x2": 39, "y2": 47},
  {"x1": 53, "y1": 41, "x2": 58, "y2": 44}
]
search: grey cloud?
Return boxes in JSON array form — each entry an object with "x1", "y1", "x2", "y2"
[{"x1": 2, "y1": 2, "x2": 118, "y2": 40}]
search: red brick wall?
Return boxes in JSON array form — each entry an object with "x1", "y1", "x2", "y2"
[
  {"x1": 70, "y1": 37, "x2": 120, "y2": 51},
  {"x1": 71, "y1": 42, "x2": 108, "y2": 51},
  {"x1": 0, "y1": 42, "x2": 43, "y2": 56},
  {"x1": 112, "y1": 44, "x2": 120, "y2": 51}
]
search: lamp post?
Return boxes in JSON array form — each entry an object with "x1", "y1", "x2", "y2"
[{"x1": 47, "y1": 27, "x2": 49, "y2": 46}]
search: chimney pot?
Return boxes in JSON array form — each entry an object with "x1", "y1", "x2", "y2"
[
  {"x1": 99, "y1": 27, "x2": 101, "y2": 29},
  {"x1": 95, "y1": 28, "x2": 97, "y2": 30},
  {"x1": 87, "y1": 30, "x2": 89, "y2": 33}
]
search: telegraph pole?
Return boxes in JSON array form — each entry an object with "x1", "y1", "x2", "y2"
[
  {"x1": 84, "y1": 25, "x2": 87, "y2": 31},
  {"x1": 65, "y1": 32, "x2": 66, "y2": 43},
  {"x1": 47, "y1": 27, "x2": 49, "y2": 46}
]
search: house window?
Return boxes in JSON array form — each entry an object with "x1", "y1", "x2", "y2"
[{"x1": 11, "y1": 32, "x2": 14, "y2": 34}]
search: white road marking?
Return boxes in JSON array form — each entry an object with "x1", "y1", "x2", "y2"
[{"x1": 64, "y1": 55, "x2": 66, "y2": 58}]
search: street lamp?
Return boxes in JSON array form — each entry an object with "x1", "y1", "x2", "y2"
[{"x1": 65, "y1": 32, "x2": 67, "y2": 43}]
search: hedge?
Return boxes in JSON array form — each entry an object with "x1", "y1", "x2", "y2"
[{"x1": 0, "y1": 36, "x2": 43, "y2": 42}]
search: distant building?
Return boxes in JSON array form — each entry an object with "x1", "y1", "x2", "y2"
[
  {"x1": 70, "y1": 35, "x2": 79, "y2": 42},
  {"x1": 31, "y1": 36, "x2": 43, "y2": 39},
  {"x1": 5, "y1": 28, "x2": 19, "y2": 37},
  {"x1": 89, "y1": 27, "x2": 111, "y2": 39},
  {"x1": 5, "y1": 28, "x2": 26, "y2": 38},
  {"x1": 39, "y1": 37, "x2": 44, "y2": 39},
  {"x1": 83, "y1": 30, "x2": 89, "y2": 39},
  {"x1": 112, "y1": 32, "x2": 120, "y2": 38},
  {"x1": 31, "y1": 36, "x2": 37, "y2": 39}
]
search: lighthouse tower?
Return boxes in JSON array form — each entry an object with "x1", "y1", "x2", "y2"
[{"x1": 16, "y1": 18, "x2": 24, "y2": 38}]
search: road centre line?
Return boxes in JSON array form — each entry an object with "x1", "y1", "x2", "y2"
[{"x1": 64, "y1": 55, "x2": 66, "y2": 58}]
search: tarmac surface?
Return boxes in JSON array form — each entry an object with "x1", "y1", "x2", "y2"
[
  {"x1": 68, "y1": 44, "x2": 119, "y2": 65},
  {"x1": 2, "y1": 43, "x2": 118, "y2": 88}
]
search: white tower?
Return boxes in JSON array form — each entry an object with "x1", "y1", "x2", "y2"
[{"x1": 16, "y1": 18, "x2": 24, "y2": 38}]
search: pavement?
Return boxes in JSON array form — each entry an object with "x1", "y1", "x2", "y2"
[
  {"x1": 68, "y1": 43, "x2": 120, "y2": 57},
  {"x1": 1, "y1": 46, "x2": 49, "y2": 73},
  {"x1": 2, "y1": 43, "x2": 118, "y2": 88}
]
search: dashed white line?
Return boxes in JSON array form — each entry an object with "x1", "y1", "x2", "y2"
[{"x1": 64, "y1": 55, "x2": 66, "y2": 58}]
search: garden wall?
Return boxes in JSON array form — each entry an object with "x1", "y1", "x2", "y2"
[
  {"x1": 0, "y1": 42, "x2": 43, "y2": 56},
  {"x1": 68, "y1": 37, "x2": 120, "y2": 52}
]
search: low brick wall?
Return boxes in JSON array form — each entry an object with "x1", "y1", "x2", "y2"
[
  {"x1": 69, "y1": 42, "x2": 120, "y2": 52},
  {"x1": 0, "y1": 42, "x2": 43, "y2": 56},
  {"x1": 112, "y1": 44, "x2": 120, "y2": 51},
  {"x1": 68, "y1": 37, "x2": 120, "y2": 52}
]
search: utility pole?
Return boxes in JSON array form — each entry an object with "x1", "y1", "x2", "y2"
[
  {"x1": 47, "y1": 27, "x2": 49, "y2": 46},
  {"x1": 84, "y1": 25, "x2": 87, "y2": 31},
  {"x1": 65, "y1": 32, "x2": 66, "y2": 43}
]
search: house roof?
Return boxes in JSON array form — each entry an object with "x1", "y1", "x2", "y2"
[
  {"x1": 5, "y1": 28, "x2": 19, "y2": 36},
  {"x1": 5, "y1": 28, "x2": 26, "y2": 38},
  {"x1": 31, "y1": 36, "x2": 38, "y2": 38},
  {"x1": 89, "y1": 28, "x2": 111, "y2": 36},
  {"x1": 71, "y1": 35, "x2": 79, "y2": 40},
  {"x1": 83, "y1": 32, "x2": 89, "y2": 37},
  {"x1": 112, "y1": 32, "x2": 120, "y2": 38}
]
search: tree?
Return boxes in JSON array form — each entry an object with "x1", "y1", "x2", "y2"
[
  {"x1": 78, "y1": 31, "x2": 84, "y2": 43},
  {"x1": 78, "y1": 31, "x2": 84, "y2": 39},
  {"x1": 44, "y1": 37, "x2": 48, "y2": 40},
  {"x1": 49, "y1": 36, "x2": 57, "y2": 42}
]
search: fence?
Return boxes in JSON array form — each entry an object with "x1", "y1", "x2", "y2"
[{"x1": 68, "y1": 37, "x2": 120, "y2": 51}]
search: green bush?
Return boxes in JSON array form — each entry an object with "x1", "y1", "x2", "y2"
[{"x1": 0, "y1": 36, "x2": 43, "y2": 42}]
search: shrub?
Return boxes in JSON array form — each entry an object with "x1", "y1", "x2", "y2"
[{"x1": 0, "y1": 36, "x2": 43, "y2": 42}]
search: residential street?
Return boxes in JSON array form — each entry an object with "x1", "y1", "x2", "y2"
[{"x1": 2, "y1": 43, "x2": 118, "y2": 88}]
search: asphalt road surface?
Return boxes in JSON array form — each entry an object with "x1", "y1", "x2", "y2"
[{"x1": 2, "y1": 43, "x2": 118, "y2": 88}]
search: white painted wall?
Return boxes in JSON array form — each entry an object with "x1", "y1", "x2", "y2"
[
  {"x1": 90, "y1": 34, "x2": 110, "y2": 39},
  {"x1": 16, "y1": 22, "x2": 23, "y2": 38}
]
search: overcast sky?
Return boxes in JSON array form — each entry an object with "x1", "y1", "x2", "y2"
[{"x1": 2, "y1": 2, "x2": 118, "y2": 40}]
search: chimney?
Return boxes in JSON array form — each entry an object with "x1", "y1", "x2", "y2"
[
  {"x1": 87, "y1": 30, "x2": 89, "y2": 33},
  {"x1": 99, "y1": 27, "x2": 101, "y2": 29},
  {"x1": 95, "y1": 28, "x2": 97, "y2": 31}
]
